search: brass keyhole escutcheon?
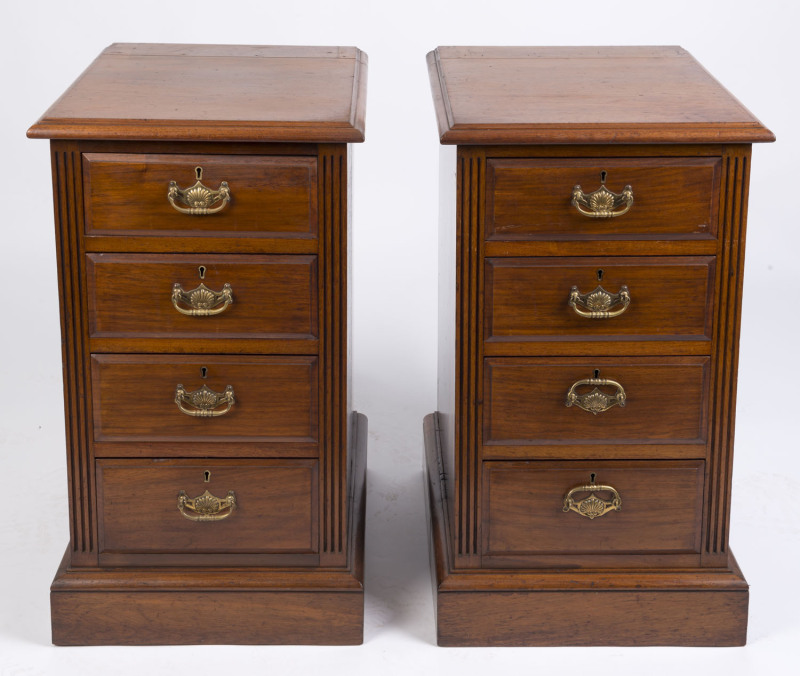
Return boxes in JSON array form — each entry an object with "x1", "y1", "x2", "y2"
[
  {"x1": 198, "y1": 266, "x2": 206, "y2": 279},
  {"x1": 204, "y1": 470, "x2": 211, "y2": 483},
  {"x1": 200, "y1": 367, "x2": 208, "y2": 379}
]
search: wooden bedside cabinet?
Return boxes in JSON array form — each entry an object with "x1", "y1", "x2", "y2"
[
  {"x1": 423, "y1": 46, "x2": 774, "y2": 646},
  {"x1": 28, "y1": 43, "x2": 368, "y2": 645}
]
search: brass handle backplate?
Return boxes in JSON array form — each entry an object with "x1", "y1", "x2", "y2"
[
  {"x1": 172, "y1": 282, "x2": 233, "y2": 316},
  {"x1": 168, "y1": 166, "x2": 231, "y2": 215},
  {"x1": 563, "y1": 479, "x2": 621, "y2": 519},
  {"x1": 572, "y1": 181, "x2": 633, "y2": 218},
  {"x1": 569, "y1": 284, "x2": 630, "y2": 319},
  {"x1": 175, "y1": 384, "x2": 235, "y2": 417},
  {"x1": 177, "y1": 489, "x2": 236, "y2": 522},
  {"x1": 565, "y1": 376, "x2": 626, "y2": 415}
]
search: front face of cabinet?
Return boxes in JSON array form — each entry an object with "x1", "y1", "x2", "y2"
[
  {"x1": 446, "y1": 144, "x2": 749, "y2": 570},
  {"x1": 53, "y1": 141, "x2": 351, "y2": 570}
]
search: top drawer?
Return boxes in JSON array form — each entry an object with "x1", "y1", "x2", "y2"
[
  {"x1": 83, "y1": 154, "x2": 317, "y2": 239},
  {"x1": 486, "y1": 157, "x2": 721, "y2": 241}
]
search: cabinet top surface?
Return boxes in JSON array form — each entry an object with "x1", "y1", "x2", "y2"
[
  {"x1": 27, "y1": 43, "x2": 367, "y2": 143},
  {"x1": 427, "y1": 46, "x2": 773, "y2": 145}
]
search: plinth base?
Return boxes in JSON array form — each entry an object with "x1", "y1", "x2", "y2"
[
  {"x1": 423, "y1": 412, "x2": 749, "y2": 647},
  {"x1": 50, "y1": 413, "x2": 368, "y2": 646}
]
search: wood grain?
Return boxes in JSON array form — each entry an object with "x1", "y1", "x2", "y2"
[
  {"x1": 86, "y1": 253, "x2": 318, "y2": 341},
  {"x1": 28, "y1": 44, "x2": 368, "y2": 143},
  {"x1": 482, "y1": 460, "x2": 704, "y2": 559},
  {"x1": 427, "y1": 46, "x2": 774, "y2": 144},
  {"x1": 424, "y1": 411, "x2": 748, "y2": 646},
  {"x1": 484, "y1": 357, "x2": 709, "y2": 447},
  {"x1": 50, "y1": 413, "x2": 368, "y2": 645},
  {"x1": 485, "y1": 256, "x2": 715, "y2": 343},
  {"x1": 83, "y1": 153, "x2": 318, "y2": 238},
  {"x1": 705, "y1": 145, "x2": 752, "y2": 565},
  {"x1": 318, "y1": 145, "x2": 350, "y2": 565},
  {"x1": 486, "y1": 157, "x2": 720, "y2": 240},
  {"x1": 36, "y1": 46, "x2": 367, "y2": 645},
  {"x1": 436, "y1": 590, "x2": 747, "y2": 646},
  {"x1": 96, "y1": 459, "x2": 318, "y2": 564},
  {"x1": 51, "y1": 144, "x2": 97, "y2": 566},
  {"x1": 91, "y1": 355, "x2": 318, "y2": 443},
  {"x1": 52, "y1": 591, "x2": 363, "y2": 645}
]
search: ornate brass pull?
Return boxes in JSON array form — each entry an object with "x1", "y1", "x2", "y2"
[
  {"x1": 177, "y1": 489, "x2": 236, "y2": 522},
  {"x1": 563, "y1": 478, "x2": 621, "y2": 519},
  {"x1": 565, "y1": 376, "x2": 626, "y2": 415},
  {"x1": 175, "y1": 384, "x2": 235, "y2": 417},
  {"x1": 172, "y1": 282, "x2": 233, "y2": 316},
  {"x1": 569, "y1": 284, "x2": 630, "y2": 319},
  {"x1": 572, "y1": 180, "x2": 633, "y2": 218},
  {"x1": 167, "y1": 166, "x2": 231, "y2": 215}
]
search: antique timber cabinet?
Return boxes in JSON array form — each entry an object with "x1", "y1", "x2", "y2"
[
  {"x1": 28, "y1": 44, "x2": 368, "y2": 645},
  {"x1": 424, "y1": 46, "x2": 774, "y2": 646}
]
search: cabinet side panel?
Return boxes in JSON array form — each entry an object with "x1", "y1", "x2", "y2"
[
  {"x1": 437, "y1": 144, "x2": 457, "y2": 538},
  {"x1": 318, "y1": 144, "x2": 348, "y2": 566},
  {"x1": 704, "y1": 145, "x2": 751, "y2": 565},
  {"x1": 51, "y1": 141, "x2": 97, "y2": 566}
]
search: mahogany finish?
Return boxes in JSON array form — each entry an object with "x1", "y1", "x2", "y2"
[
  {"x1": 485, "y1": 256, "x2": 715, "y2": 342},
  {"x1": 28, "y1": 44, "x2": 367, "y2": 143},
  {"x1": 87, "y1": 254, "x2": 318, "y2": 340},
  {"x1": 482, "y1": 460, "x2": 704, "y2": 560},
  {"x1": 486, "y1": 157, "x2": 720, "y2": 240},
  {"x1": 51, "y1": 412, "x2": 368, "y2": 645},
  {"x1": 484, "y1": 357, "x2": 709, "y2": 447},
  {"x1": 83, "y1": 153, "x2": 318, "y2": 238},
  {"x1": 30, "y1": 44, "x2": 367, "y2": 645},
  {"x1": 97, "y1": 459, "x2": 319, "y2": 564},
  {"x1": 424, "y1": 414, "x2": 748, "y2": 647},
  {"x1": 426, "y1": 46, "x2": 772, "y2": 646},
  {"x1": 428, "y1": 46, "x2": 773, "y2": 145},
  {"x1": 91, "y1": 355, "x2": 318, "y2": 443}
]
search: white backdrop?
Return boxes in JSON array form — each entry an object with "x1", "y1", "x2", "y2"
[{"x1": 1, "y1": 1, "x2": 797, "y2": 674}]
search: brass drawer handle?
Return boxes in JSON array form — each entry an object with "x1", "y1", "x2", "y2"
[
  {"x1": 569, "y1": 284, "x2": 630, "y2": 319},
  {"x1": 572, "y1": 181, "x2": 633, "y2": 218},
  {"x1": 167, "y1": 166, "x2": 231, "y2": 215},
  {"x1": 563, "y1": 478, "x2": 621, "y2": 519},
  {"x1": 565, "y1": 376, "x2": 626, "y2": 415},
  {"x1": 175, "y1": 384, "x2": 235, "y2": 417},
  {"x1": 172, "y1": 282, "x2": 233, "y2": 316},
  {"x1": 177, "y1": 489, "x2": 236, "y2": 522}
]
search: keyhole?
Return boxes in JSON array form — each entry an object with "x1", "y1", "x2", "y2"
[
  {"x1": 198, "y1": 266, "x2": 206, "y2": 280},
  {"x1": 200, "y1": 367, "x2": 208, "y2": 379},
  {"x1": 590, "y1": 473, "x2": 596, "y2": 484},
  {"x1": 600, "y1": 170, "x2": 607, "y2": 184},
  {"x1": 195, "y1": 166, "x2": 203, "y2": 180},
  {"x1": 597, "y1": 269, "x2": 604, "y2": 281},
  {"x1": 204, "y1": 470, "x2": 211, "y2": 483},
  {"x1": 594, "y1": 369, "x2": 600, "y2": 378}
]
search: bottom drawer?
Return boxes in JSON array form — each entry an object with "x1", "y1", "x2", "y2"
[
  {"x1": 97, "y1": 459, "x2": 318, "y2": 566},
  {"x1": 482, "y1": 460, "x2": 704, "y2": 567}
]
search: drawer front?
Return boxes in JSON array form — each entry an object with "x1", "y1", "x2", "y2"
[
  {"x1": 87, "y1": 254, "x2": 318, "y2": 340},
  {"x1": 482, "y1": 460, "x2": 704, "y2": 557},
  {"x1": 486, "y1": 157, "x2": 720, "y2": 240},
  {"x1": 485, "y1": 256, "x2": 714, "y2": 342},
  {"x1": 97, "y1": 459, "x2": 318, "y2": 563},
  {"x1": 484, "y1": 357, "x2": 709, "y2": 447},
  {"x1": 83, "y1": 153, "x2": 317, "y2": 238},
  {"x1": 91, "y1": 355, "x2": 317, "y2": 443}
]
